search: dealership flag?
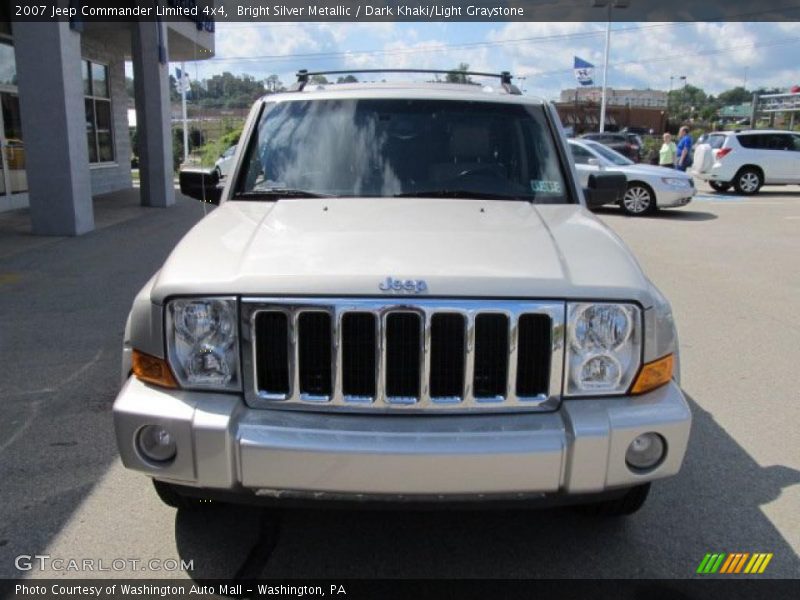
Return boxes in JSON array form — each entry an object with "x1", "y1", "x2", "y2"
[
  {"x1": 175, "y1": 67, "x2": 191, "y2": 94},
  {"x1": 574, "y1": 57, "x2": 594, "y2": 86}
]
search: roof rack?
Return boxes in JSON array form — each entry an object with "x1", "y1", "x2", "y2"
[{"x1": 292, "y1": 69, "x2": 521, "y2": 95}]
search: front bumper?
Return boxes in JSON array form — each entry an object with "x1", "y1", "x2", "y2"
[
  {"x1": 656, "y1": 186, "x2": 695, "y2": 208},
  {"x1": 113, "y1": 377, "x2": 691, "y2": 500}
]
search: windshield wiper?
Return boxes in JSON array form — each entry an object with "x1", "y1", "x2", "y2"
[
  {"x1": 234, "y1": 189, "x2": 330, "y2": 200},
  {"x1": 394, "y1": 190, "x2": 533, "y2": 201}
]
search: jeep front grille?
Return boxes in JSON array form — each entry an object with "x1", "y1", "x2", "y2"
[{"x1": 242, "y1": 299, "x2": 564, "y2": 413}]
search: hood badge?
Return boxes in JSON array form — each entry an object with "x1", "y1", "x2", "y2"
[{"x1": 379, "y1": 277, "x2": 428, "y2": 294}]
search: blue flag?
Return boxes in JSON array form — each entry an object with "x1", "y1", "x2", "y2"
[{"x1": 574, "y1": 57, "x2": 594, "y2": 86}]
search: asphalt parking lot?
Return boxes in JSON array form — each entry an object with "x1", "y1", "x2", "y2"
[{"x1": 0, "y1": 184, "x2": 798, "y2": 580}]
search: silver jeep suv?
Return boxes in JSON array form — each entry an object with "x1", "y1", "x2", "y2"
[{"x1": 113, "y1": 70, "x2": 691, "y2": 516}]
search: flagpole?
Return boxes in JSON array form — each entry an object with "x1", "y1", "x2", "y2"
[
  {"x1": 181, "y1": 62, "x2": 188, "y2": 164},
  {"x1": 599, "y1": 11, "x2": 611, "y2": 132}
]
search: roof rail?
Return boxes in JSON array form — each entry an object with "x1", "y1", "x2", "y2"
[{"x1": 292, "y1": 69, "x2": 521, "y2": 94}]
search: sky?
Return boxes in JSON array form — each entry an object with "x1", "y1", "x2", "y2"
[{"x1": 173, "y1": 21, "x2": 800, "y2": 100}]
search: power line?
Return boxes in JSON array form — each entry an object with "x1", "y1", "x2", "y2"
[{"x1": 206, "y1": 22, "x2": 697, "y2": 64}]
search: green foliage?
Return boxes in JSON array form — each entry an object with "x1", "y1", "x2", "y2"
[
  {"x1": 446, "y1": 63, "x2": 472, "y2": 84},
  {"x1": 200, "y1": 126, "x2": 243, "y2": 168},
  {"x1": 172, "y1": 128, "x2": 184, "y2": 172},
  {"x1": 184, "y1": 71, "x2": 266, "y2": 109},
  {"x1": 337, "y1": 75, "x2": 358, "y2": 83},
  {"x1": 717, "y1": 86, "x2": 751, "y2": 106}
]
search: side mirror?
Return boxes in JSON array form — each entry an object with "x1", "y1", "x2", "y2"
[
  {"x1": 584, "y1": 172, "x2": 626, "y2": 209},
  {"x1": 587, "y1": 158, "x2": 601, "y2": 167},
  {"x1": 179, "y1": 168, "x2": 223, "y2": 205}
]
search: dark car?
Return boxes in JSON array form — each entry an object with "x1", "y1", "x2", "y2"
[{"x1": 580, "y1": 132, "x2": 641, "y2": 162}]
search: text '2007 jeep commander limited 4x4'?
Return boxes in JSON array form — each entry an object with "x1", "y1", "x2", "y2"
[{"x1": 114, "y1": 70, "x2": 691, "y2": 516}]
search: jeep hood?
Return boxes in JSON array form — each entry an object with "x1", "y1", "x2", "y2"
[{"x1": 152, "y1": 198, "x2": 653, "y2": 307}]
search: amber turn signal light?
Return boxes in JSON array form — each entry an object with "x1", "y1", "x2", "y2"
[
  {"x1": 630, "y1": 354, "x2": 674, "y2": 395},
  {"x1": 132, "y1": 349, "x2": 178, "y2": 389}
]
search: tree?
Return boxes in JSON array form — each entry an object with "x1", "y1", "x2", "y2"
[
  {"x1": 310, "y1": 74, "x2": 329, "y2": 84},
  {"x1": 717, "y1": 87, "x2": 751, "y2": 106},
  {"x1": 337, "y1": 75, "x2": 358, "y2": 84},
  {"x1": 446, "y1": 63, "x2": 472, "y2": 84},
  {"x1": 265, "y1": 74, "x2": 284, "y2": 93}
]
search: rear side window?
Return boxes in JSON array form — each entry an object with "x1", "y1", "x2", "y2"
[
  {"x1": 737, "y1": 133, "x2": 794, "y2": 150},
  {"x1": 708, "y1": 135, "x2": 726, "y2": 150},
  {"x1": 736, "y1": 134, "x2": 762, "y2": 149},
  {"x1": 791, "y1": 135, "x2": 800, "y2": 151}
]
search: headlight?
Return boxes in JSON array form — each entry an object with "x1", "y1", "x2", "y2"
[
  {"x1": 566, "y1": 302, "x2": 641, "y2": 396},
  {"x1": 166, "y1": 297, "x2": 240, "y2": 391},
  {"x1": 661, "y1": 177, "x2": 691, "y2": 188}
]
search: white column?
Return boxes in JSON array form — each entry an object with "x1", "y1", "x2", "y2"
[
  {"x1": 14, "y1": 21, "x2": 93, "y2": 236},
  {"x1": 132, "y1": 21, "x2": 175, "y2": 208}
]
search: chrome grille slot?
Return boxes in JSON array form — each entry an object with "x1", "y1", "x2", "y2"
[
  {"x1": 341, "y1": 312, "x2": 377, "y2": 400},
  {"x1": 516, "y1": 314, "x2": 552, "y2": 398},
  {"x1": 297, "y1": 311, "x2": 333, "y2": 400},
  {"x1": 473, "y1": 314, "x2": 509, "y2": 400},
  {"x1": 429, "y1": 313, "x2": 466, "y2": 401},
  {"x1": 244, "y1": 299, "x2": 564, "y2": 413},
  {"x1": 254, "y1": 311, "x2": 290, "y2": 398},
  {"x1": 384, "y1": 312, "x2": 423, "y2": 402}
]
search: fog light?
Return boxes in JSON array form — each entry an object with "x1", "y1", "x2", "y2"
[
  {"x1": 625, "y1": 432, "x2": 665, "y2": 470},
  {"x1": 137, "y1": 425, "x2": 177, "y2": 463}
]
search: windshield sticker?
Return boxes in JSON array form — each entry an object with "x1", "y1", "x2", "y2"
[{"x1": 530, "y1": 180, "x2": 562, "y2": 194}]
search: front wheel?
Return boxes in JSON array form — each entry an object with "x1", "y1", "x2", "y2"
[
  {"x1": 576, "y1": 483, "x2": 651, "y2": 517},
  {"x1": 621, "y1": 183, "x2": 656, "y2": 216},
  {"x1": 733, "y1": 168, "x2": 763, "y2": 195},
  {"x1": 709, "y1": 181, "x2": 731, "y2": 193}
]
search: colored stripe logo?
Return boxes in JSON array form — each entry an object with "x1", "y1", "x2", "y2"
[{"x1": 697, "y1": 553, "x2": 773, "y2": 574}]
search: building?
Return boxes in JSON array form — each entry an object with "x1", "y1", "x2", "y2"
[
  {"x1": 553, "y1": 102, "x2": 667, "y2": 134},
  {"x1": 717, "y1": 103, "x2": 752, "y2": 123},
  {"x1": 0, "y1": 4, "x2": 215, "y2": 235},
  {"x1": 560, "y1": 87, "x2": 668, "y2": 109}
]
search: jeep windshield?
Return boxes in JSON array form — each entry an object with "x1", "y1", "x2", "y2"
[{"x1": 233, "y1": 98, "x2": 571, "y2": 203}]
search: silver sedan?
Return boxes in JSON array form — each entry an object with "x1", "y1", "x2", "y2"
[{"x1": 569, "y1": 139, "x2": 696, "y2": 216}]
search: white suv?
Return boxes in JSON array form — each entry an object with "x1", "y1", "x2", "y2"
[{"x1": 692, "y1": 129, "x2": 800, "y2": 194}]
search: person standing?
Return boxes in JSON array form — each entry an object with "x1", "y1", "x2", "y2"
[
  {"x1": 676, "y1": 126, "x2": 693, "y2": 171},
  {"x1": 659, "y1": 132, "x2": 678, "y2": 168}
]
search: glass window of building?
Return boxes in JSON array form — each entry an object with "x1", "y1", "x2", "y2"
[{"x1": 84, "y1": 60, "x2": 113, "y2": 164}]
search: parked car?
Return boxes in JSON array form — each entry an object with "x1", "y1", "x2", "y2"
[
  {"x1": 569, "y1": 139, "x2": 695, "y2": 216},
  {"x1": 214, "y1": 144, "x2": 237, "y2": 179},
  {"x1": 621, "y1": 126, "x2": 651, "y2": 136},
  {"x1": 116, "y1": 70, "x2": 690, "y2": 517},
  {"x1": 692, "y1": 129, "x2": 800, "y2": 194},
  {"x1": 580, "y1": 132, "x2": 641, "y2": 162}
]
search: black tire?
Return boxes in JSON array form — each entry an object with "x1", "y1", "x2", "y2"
[
  {"x1": 620, "y1": 182, "x2": 657, "y2": 216},
  {"x1": 577, "y1": 483, "x2": 651, "y2": 517},
  {"x1": 709, "y1": 181, "x2": 731, "y2": 193},
  {"x1": 152, "y1": 479, "x2": 214, "y2": 510},
  {"x1": 733, "y1": 167, "x2": 763, "y2": 195}
]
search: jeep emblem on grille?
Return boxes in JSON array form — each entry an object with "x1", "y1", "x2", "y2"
[{"x1": 379, "y1": 277, "x2": 428, "y2": 294}]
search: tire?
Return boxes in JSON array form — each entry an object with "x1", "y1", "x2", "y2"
[
  {"x1": 733, "y1": 167, "x2": 763, "y2": 195},
  {"x1": 621, "y1": 183, "x2": 656, "y2": 216},
  {"x1": 577, "y1": 483, "x2": 651, "y2": 517},
  {"x1": 152, "y1": 479, "x2": 213, "y2": 510},
  {"x1": 709, "y1": 181, "x2": 731, "y2": 193}
]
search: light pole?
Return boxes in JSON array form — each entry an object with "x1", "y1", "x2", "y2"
[{"x1": 593, "y1": 0, "x2": 629, "y2": 132}]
